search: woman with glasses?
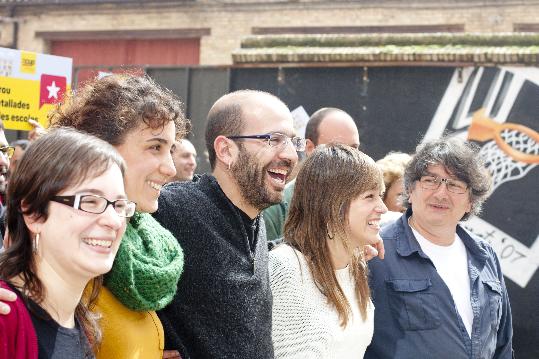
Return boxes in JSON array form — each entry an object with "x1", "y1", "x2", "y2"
[
  {"x1": 49, "y1": 74, "x2": 188, "y2": 359},
  {"x1": 0, "y1": 128, "x2": 133, "y2": 358},
  {"x1": 270, "y1": 144, "x2": 387, "y2": 358}
]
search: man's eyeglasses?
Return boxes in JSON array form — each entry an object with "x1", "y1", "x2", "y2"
[
  {"x1": 419, "y1": 175, "x2": 468, "y2": 194},
  {"x1": 228, "y1": 133, "x2": 306, "y2": 152},
  {"x1": 51, "y1": 194, "x2": 137, "y2": 218},
  {"x1": 0, "y1": 146, "x2": 15, "y2": 159}
]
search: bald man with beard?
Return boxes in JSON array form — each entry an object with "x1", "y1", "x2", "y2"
[{"x1": 154, "y1": 90, "x2": 303, "y2": 359}]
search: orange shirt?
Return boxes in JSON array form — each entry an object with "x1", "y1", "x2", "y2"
[{"x1": 95, "y1": 287, "x2": 164, "y2": 359}]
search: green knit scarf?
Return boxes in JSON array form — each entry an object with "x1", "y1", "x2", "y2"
[{"x1": 104, "y1": 212, "x2": 184, "y2": 311}]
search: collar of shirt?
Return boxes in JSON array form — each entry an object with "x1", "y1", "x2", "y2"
[{"x1": 396, "y1": 208, "x2": 489, "y2": 271}]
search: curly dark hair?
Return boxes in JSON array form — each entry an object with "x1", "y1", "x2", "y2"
[
  {"x1": 49, "y1": 73, "x2": 189, "y2": 144},
  {"x1": 402, "y1": 136, "x2": 492, "y2": 220}
]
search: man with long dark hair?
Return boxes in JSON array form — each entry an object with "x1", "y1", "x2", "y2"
[{"x1": 366, "y1": 137, "x2": 513, "y2": 359}]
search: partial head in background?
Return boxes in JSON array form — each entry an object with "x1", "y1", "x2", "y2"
[
  {"x1": 50, "y1": 73, "x2": 189, "y2": 213},
  {"x1": 304, "y1": 108, "x2": 360, "y2": 155},
  {"x1": 376, "y1": 152, "x2": 412, "y2": 213},
  {"x1": 206, "y1": 90, "x2": 300, "y2": 213},
  {"x1": 0, "y1": 121, "x2": 11, "y2": 196},
  {"x1": 403, "y1": 137, "x2": 491, "y2": 229},
  {"x1": 8, "y1": 139, "x2": 29, "y2": 176},
  {"x1": 172, "y1": 139, "x2": 197, "y2": 182}
]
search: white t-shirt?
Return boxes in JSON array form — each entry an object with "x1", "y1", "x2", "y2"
[
  {"x1": 411, "y1": 227, "x2": 473, "y2": 337},
  {"x1": 269, "y1": 245, "x2": 374, "y2": 358}
]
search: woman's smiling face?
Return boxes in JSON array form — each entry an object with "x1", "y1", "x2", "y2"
[
  {"x1": 114, "y1": 121, "x2": 177, "y2": 213},
  {"x1": 347, "y1": 188, "x2": 388, "y2": 248},
  {"x1": 35, "y1": 163, "x2": 127, "y2": 280}
]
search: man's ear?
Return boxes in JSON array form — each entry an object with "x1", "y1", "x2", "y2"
[
  {"x1": 214, "y1": 135, "x2": 238, "y2": 168},
  {"x1": 305, "y1": 139, "x2": 316, "y2": 156}
]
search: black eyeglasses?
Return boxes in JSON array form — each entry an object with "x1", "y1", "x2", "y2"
[
  {"x1": 419, "y1": 175, "x2": 468, "y2": 194},
  {"x1": 228, "y1": 132, "x2": 306, "y2": 152},
  {"x1": 51, "y1": 194, "x2": 136, "y2": 218},
  {"x1": 0, "y1": 146, "x2": 15, "y2": 159}
]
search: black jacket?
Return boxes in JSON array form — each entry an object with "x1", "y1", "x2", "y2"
[{"x1": 154, "y1": 175, "x2": 274, "y2": 359}]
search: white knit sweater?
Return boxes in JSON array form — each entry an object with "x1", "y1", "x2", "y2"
[{"x1": 269, "y1": 245, "x2": 374, "y2": 359}]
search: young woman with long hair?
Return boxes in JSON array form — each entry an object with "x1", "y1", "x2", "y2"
[{"x1": 270, "y1": 144, "x2": 387, "y2": 358}]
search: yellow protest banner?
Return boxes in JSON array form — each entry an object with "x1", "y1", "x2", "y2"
[{"x1": 0, "y1": 47, "x2": 72, "y2": 131}]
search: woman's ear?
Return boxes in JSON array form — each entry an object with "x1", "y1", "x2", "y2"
[
  {"x1": 214, "y1": 135, "x2": 238, "y2": 169},
  {"x1": 20, "y1": 202, "x2": 45, "y2": 234}
]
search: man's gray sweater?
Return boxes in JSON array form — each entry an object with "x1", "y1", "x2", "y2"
[{"x1": 154, "y1": 174, "x2": 273, "y2": 359}]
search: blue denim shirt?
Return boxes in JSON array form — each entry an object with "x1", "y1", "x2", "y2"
[{"x1": 365, "y1": 210, "x2": 513, "y2": 359}]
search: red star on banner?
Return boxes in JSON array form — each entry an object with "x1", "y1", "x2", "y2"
[{"x1": 40, "y1": 74, "x2": 67, "y2": 108}]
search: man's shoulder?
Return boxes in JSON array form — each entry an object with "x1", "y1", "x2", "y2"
[
  {"x1": 283, "y1": 180, "x2": 296, "y2": 200},
  {"x1": 461, "y1": 225, "x2": 492, "y2": 249},
  {"x1": 380, "y1": 211, "x2": 403, "y2": 228},
  {"x1": 380, "y1": 216, "x2": 405, "y2": 242},
  {"x1": 155, "y1": 178, "x2": 208, "y2": 225},
  {"x1": 263, "y1": 180, "x2": 295, "y2": 241},
  {"x1": 161, "y1": 178, "x2": 198, "y2": 196},
  {"x1": 263, "y1": 201, "x2": 286, "y2": 218},
  {"x1": 456, "y1": 223, "x2": 498, "y2": 258},
  {"x1": 159, "y1": 175, "x2": 213, "y2": 206},
  {"x1": 263, "y1": 180, "x2": 295, "y2": 217},
  {"x1": 370, "y1": 217, "x2": 410, "y2": 272}
]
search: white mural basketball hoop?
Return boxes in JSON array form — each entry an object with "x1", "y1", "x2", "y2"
[
  {"x1": 468, "y1": 109, "x2": 539, "y2": 192},
  {"x1": 424, "y1": 66, "x2": 539, "y2": 288},
  {"x1": 462, "y1": 109, "x2": 539, "y2": 288}
]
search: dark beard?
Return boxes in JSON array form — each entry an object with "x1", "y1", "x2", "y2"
[{"x1": 231, "y1": 147, "x2": 289, "y2": 211}]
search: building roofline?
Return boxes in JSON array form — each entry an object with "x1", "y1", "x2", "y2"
[
  {"x1": 234, "y1": 33, "x2": 539, "y2": 65},
  {"x1": 0, "y1": 0, "x2": 193, "y2": 6}
]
